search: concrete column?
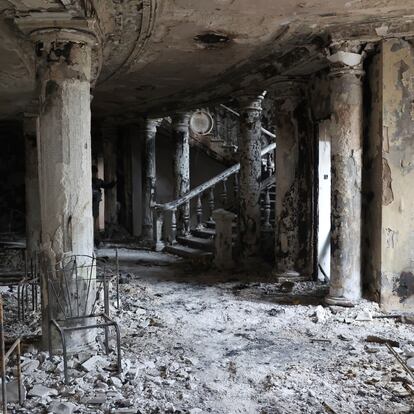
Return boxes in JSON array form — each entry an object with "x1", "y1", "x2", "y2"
[
  {"x1": 102, "y1": 121, "x2": 118, "y2": 231},
  {"x1": 142, "y1": 118, "x2": 160, "y2": 242},
  {"x1": 271, "y1": 80, "x2": 314, "y2": 281},
  {"x1": 33, "y1": 29, "x2": 96, "y2": 350},
  {"x1": 326, "y1": 47, "x2": 365, "y2": 306},
  {"x1": 24, "y1": 115, "x2": 41, "y2": 258},
  {"x1": 131, "y1": 125, "x2": 143, "y2": 237},
  {"x1": 238, "y1": 93, "x2": 264, "y2": 261},
  {"x1": 171, "y1": 113, "x2": 191, "y2": 236}
]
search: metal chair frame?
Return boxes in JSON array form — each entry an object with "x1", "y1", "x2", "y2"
[
  {"x1": 0, "y1": 248, "x2": 39, "y2": 321},
  {"x1": 47, "y1": 255, "x2": 121, "y2": 384},
  {"x1": 0, "y1": 296, "x2": 22, "y2": 414}
]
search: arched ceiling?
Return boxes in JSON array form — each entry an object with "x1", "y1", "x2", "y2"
[{"x1": 1, "y1": 0, "x2": 414, "y2": 120}]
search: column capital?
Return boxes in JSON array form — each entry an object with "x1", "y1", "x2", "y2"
[
  {"x1": 144, "y1": 117, "x2": 163, "y2": 133},
  {"x1": 30, "y1": 28, "x2": 98, "y2": 47},
  {"x1": 327, "y1": 41, "x2": 369, "y2": 78},
  {"x1": 171, "y1": 112, "x2": 191, "y2": 130},
  {"x1": 31, "y1": 28, "x2": 101, "y2": 86},
  {"x1": 237, "y1": 92, "x2": 266, "y2": 112}
]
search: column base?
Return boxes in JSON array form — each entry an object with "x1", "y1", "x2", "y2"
[
  {"x1": 154, "y1": 241, "x2": 165, "y2": 252},
  {"x1": 325, "y1": 295, "x2": 355, "y2": 307},
  {"x1": 275, "y1": 270, "x2": 309, "y2": 283}
]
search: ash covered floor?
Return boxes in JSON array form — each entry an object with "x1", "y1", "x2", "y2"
[{"x1": 3, "y1": 248, "x2": 414, "y2": 413}]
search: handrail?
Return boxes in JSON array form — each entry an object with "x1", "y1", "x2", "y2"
[
  {"x1": 154, "y1": 143, "x2": 276, "y2": 211},
  {"x1": 220, "y1": 104, "x2": 276, "y2": 140}
]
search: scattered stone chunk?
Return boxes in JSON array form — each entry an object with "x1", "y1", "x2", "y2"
[
  {"x1": 48, "y1": 401, "x2": 77, "y2": 414},
  {"x1": 314, "y1": 306, "x2": 329, "y2": 323},
  {"x1": 21, "y1": 358, "x2": 40, "y2": 374},
  {"x1": 110, "y1": 376, "x2": 123, "y2": 388},
  {"x1": 81, "y1": 355, "x2": 108, "y2": 372},
  {"x1": 406, "y1": 357, "x2": 414, "y2": 370},
  {"x1": 29, "y1": 384, "x2": 58, "y2": 399},
  {"x1": 356, "y1": 310, "x2": 373, "y2": 321},
  {"x1": 81, "y1": 393, "x2": 106, "y2": 404}
]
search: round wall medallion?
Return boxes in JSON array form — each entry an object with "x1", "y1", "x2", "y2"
[{"x1": 190, "y1": 110, "x2": 214, "y2": 135}]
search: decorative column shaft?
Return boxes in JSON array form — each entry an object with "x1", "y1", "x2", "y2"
[
  {"x1": 272, "y1": 80, "x2": 314, "y2": 280},
  {"x1": 172, "y1": 113, "x2": 191, "y2": 236},
  {"x1": 326, "y1": 48, "x2": 365, "y2": 306},
  {"x1": 142, "y1": 118, "x2": 159, "y2": 241},
  {"x1": 102, "y1": 121, "x2": 118, "y2": 230},
  {"x1": 24, "y1": 114, "x2": 41, "y2": 258},
  {"x1": 238, "y1": 93, "x2": 264, "y2": 261},
  {"x1": 34, "y1": 29, "x2": 96, "y2": 350}
]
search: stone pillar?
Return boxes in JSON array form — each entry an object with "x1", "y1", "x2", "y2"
[
  {"x1": 238, "y1": 93, "x2": 264, "y2": 261},
  {"x1": 326, "y1": 47, "x2": 365, "y2": 306},
  {"x1": 213, "y1": 209, "x2": 236, "y2": 269},
  {"x1": 102, "y1": 121, "x2": 118, "y2": 231},
  {"x1": 33, "y1": 29, "x2": 96, "y2": 350},
  {"x1": 142, "y1": 118, "x2": 160, "y2": 242},
  {"x1": 24, "y1": 114, "x2": 41, "y2": 258},
  {"x1": 131, "y1": 125, "x2": 143, "y2": 237},
  {"x1": 171, "y1": 113, "x2": 191, "y2": 236},
  {"x1": 272, "y1": 80, "x2": 314, "y2": 280}
]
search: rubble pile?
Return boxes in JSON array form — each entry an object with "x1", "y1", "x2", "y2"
[{"x1": 0, "y1": 249, "x2": 412, "y2": 413}]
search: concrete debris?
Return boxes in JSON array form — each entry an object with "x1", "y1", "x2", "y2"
[
  {"x1": 355, "y1": 310, "x2": 373, "y2": 321},
  {"x1": 0, "y1": 249, "x2": 413, "y2": 413},
  {"x1": 48, "y1": 401, "x2": 77, "y2": 414},
  {"x1": 28, "y1": 384, "x2": 58, "y2": 399},
  {"x1": 21, "y1": 358, "x2": 40, "y2": 374},
  {"x1": 406, "y1": 357, "x2": 414, "y2": 370},
  {"x1": 314, "y1": 305, "x2": 329, "y2": 323},
  {"x1": 81, "y1": 355, "x2": 109, "y2": 372}
]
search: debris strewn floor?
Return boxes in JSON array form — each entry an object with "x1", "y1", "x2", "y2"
[{"x1": 2, "y1": 248, "x2": 414, "y2": 413}]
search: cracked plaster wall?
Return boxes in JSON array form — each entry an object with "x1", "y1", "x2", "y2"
[{"x1": 365, "y1": 39, "x2": 414, "y2": 311}]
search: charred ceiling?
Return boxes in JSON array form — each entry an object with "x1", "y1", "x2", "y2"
[{"x1": 1, "y1": 0, "x2": 414, "y2": 120}]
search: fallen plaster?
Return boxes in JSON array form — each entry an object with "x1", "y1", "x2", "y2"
[{"x1": 0, "y1": 249, "x2": 413, "y2": 413}]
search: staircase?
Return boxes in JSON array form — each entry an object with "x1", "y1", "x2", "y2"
[
  {"x1": 152, "y1": 106, "x2": 276, "y2": 261},
  {"x1": 165, "y1": 220, "x2": 231, "y2": 259}
]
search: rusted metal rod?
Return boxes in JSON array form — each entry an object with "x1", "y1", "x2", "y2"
[{"x1": 385, "y1": 343, "x2": 414, "y2": 383}]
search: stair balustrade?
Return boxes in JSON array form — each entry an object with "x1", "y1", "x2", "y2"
[{"x1": 152, "y1": 142, "x2": 276, "y2": 250}]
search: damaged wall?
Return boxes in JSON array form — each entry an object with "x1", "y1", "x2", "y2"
[{"x1": 365, "y1": 38, "x2": 414, "y2": 311}]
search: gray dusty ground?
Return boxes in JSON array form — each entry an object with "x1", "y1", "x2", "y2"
[{"x1": 2, "y1": 248, "x2": 414, "y2": 413}]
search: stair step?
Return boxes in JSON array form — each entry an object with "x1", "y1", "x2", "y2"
[
  {"x1": 165, "y1": 244, "x2": 213, "y2": 259},
  {"x1": 176, "y1": 236, "x2": 214, "y2": 252},
  {"x1": 192, "y1": 227, "x2": 216, "y2": 239},
  {"x1": 205, "y1": 220, "x2": 238, "y2": 230}
]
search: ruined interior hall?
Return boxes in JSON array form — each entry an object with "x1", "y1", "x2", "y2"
[{"x1": 1, "y1": 0, "x2": 414, "y2": 413}]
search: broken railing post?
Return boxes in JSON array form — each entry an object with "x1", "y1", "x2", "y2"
[
  {"x1": 153, "y1": 209, "x2": 165, "y2": 252},
  {"x1": 213, "y1": 209, "x2": 236, "y2": 269}
]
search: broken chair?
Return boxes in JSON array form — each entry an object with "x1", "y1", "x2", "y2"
[{"x1": 46, "y1": 254, "x2": 121, "y2": 384}]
